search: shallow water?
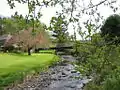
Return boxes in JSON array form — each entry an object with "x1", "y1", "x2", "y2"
[{"x1": 7, "y1": 55, "x2": 91, "y2": 90}]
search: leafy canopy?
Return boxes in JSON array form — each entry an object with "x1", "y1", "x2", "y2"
[{"x1": 101, "y1": 14, "x2": 120, "y2": 44}]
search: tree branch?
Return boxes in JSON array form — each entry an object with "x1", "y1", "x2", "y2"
[{"x1": 83, "y1": 0, "x2": 107, "y2": 10}]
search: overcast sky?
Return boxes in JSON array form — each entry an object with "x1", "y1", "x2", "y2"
[
  {"x1": 0, "y1": 0, "x2": 120, "y2": 39},
  {"x1": 0, "y1": 0, "x2": 58, "y2": 26}
]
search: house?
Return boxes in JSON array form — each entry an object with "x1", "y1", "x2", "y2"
[{"x1": 0, "y1": 34, "x2": 12, "y2": 50}]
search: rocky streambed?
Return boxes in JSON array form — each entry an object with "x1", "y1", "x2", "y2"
[{"x1": 7, "y1": 55, "x2": 92, "y2": 90}]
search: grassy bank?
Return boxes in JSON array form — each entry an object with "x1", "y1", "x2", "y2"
[
  {"x1": 39, "y1": 50, "x2": 55, "y2": 54},
  {"x1": 0, "y1": 53, "x2": 59, "y2": 88}
]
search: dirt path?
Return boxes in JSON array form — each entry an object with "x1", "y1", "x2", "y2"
[{"x1": 7, "y1": 55, "x2": 91, "y2": 90}]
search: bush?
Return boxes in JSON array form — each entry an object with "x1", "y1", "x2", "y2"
[
  {"x1": 103, "y1": 67, "x2": 120, "y2": 90},
  {"x1": 73, "y1": 34, "x2": 120, "y2": 90}
]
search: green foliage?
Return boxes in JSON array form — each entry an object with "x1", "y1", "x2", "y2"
[
  {"x1": 1, "y1": 17, "x2": 17, "y2": 34},
  {"x1": 73, "y1": 32, "x2": 120, "y2": 90},
  {"x1": 84, "y1": 81, "x2": 103, "y2": 90},
  {"x1": 101, "y1": 14, "x2": 120, "y2": 45},
  {"x1": 48, "y1": 15, "x2": 70, "y2": 43},
  {"x1": 91, "y1": 33, "x2": 104, "y2": 46},
  {"x1": 103, "y1": 67, "x2": 120, "y2": 90},
  {"x1": 73, "y1": 40, "x2": 93, "y2": 61},
  {"x1": 0, "y1": 13, "x2": 46, "y2": 34}
]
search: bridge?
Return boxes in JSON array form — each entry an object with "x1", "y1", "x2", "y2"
[{"x1": 35, "y1": 43, "x2": 74, "y2": 52}]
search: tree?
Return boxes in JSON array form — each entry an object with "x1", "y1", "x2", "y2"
[
  {"x1": 0, "y1": 12, "x2": 46, "y2": 34},
  {"x1": 0, "y1": 17, "x2": 3, "y2": 35},
  {"x1": 101, "y1": 14, "x2": 120, "y2": 45},
  {"x1": 1, "y1": 15, "x2": 25, "y2": 34},
  {"x1": 49, "y1": 15, "x2": 69, "y2": 43},
  {"x1": 4, "y1": 28, "x2": 49, "y2": 55},
  {"x1": 1, "y1": 17, "x2": 16, "y2": 34}
]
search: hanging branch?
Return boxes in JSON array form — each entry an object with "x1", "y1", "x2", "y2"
[
  {"x1": 70, "y1": 0, "x2": 75, "y2": 18},
  {"x1": 83, "y1": 0, "x2": 107, "y2": 10}
]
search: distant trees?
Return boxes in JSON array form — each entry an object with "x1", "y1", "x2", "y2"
[
  {"x1": 101, "y1": 14, "x2": 120, "y2": 45},
  {"x1": 48, "y1": 15, "x2": 70, "y2": 43},
  {"x1": 0, "y1": 12, "x2": 46, "y2": 35},
  {"x1": 0, "y1": 13, "x2": 50, "y2": 55},
  {"x1": 4, "y1": 28, "x2": 49, "y2": 55},
  {"x1": 0, "y1": 15, "x2": 24, "y2": 34}
]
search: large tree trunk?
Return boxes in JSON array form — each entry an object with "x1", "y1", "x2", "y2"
[{"x1": 28, "y1": 48, "x2": 31, "y2": 55}]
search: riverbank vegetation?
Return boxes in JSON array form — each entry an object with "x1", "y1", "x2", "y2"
[{"x1": 73, "y1": 14, "x2": 120, "y2": 90}]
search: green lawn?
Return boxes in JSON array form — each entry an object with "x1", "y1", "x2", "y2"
[
  {"x1": 0, "y1": 53, "x2": 59, "y2": 88},
  {"x1": 39, "y1": 50, "x2": 55, "y2": 54}
]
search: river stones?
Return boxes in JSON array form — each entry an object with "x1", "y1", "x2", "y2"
[{"x1": 7, "y1": 55, "x2": 92, "y2": 90}]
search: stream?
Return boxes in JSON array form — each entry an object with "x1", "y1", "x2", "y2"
[{"x1": 7, "y1": 55, "x2": 92, "y2": 90}]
